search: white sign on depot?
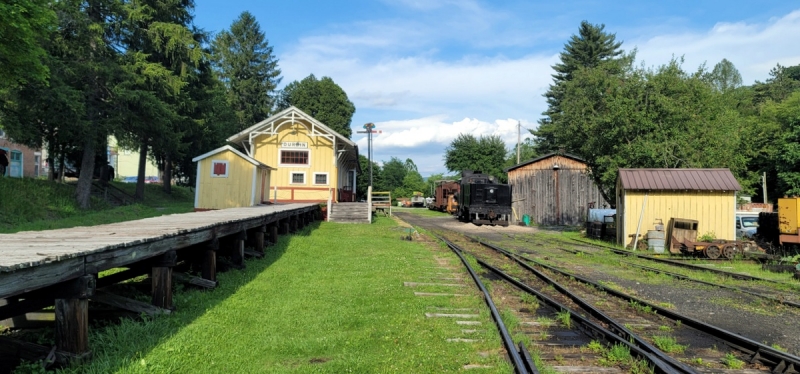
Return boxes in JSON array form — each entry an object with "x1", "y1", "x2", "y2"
[{"x1": 281, "y1": 141, "x2": 308, "y2": 148}]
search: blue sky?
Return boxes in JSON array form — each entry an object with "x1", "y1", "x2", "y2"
[{"x1": 194, "y1": 1, "x2": 800, "y2": 176}]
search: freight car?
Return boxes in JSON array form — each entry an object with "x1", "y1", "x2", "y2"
[
  {"x1": 456, "y1": 170, "x2": 512, "y2": 226},
  {"x1": 430, "y1": 180, "x2": 460, "y2": 214}
]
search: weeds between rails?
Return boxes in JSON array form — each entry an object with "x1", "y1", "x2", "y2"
[
  {"x1": 471, "y1": 236, "x2": 800, "y2": 374},
  {"x1": 433, "y1": 232, "x2": 677, "y2": 374}
]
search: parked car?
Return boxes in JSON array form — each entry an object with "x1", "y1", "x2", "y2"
[
  {"x1": 121, "y1": 176, "x2": 138, "y2": 183},
  {"x1": 735, "y1": 212, "x2": 759, "y2": 239},
  {"x1": 145, "y1": 176, "x2": 160, "y2": 184}
]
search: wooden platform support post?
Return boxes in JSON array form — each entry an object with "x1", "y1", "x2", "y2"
[
  {"x1": 290, "y1": 217, "x2": 297, "y2": 233},
  {"x1": 281, "y1": 219, "x2": 290, "y2": 235},
  {"x1": 151, "y1": 250, "x2": 177, "y2": 310},
  {"x1": 269, "y1": 223, "x2": 278, "y2": 247},
  {"x1": 202, "y1": 239, "x2": 218, "y2": 282},
  {"x1": 233, "y1": 231, "x2": 246, "y2": 267},
  {"x1": 55, "y1": 275, "x2": 95, "y2": 357},
  {"x1": 254, "y1": 225, "x2": 266, "y2": 253}
]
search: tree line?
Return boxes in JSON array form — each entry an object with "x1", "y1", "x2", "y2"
[
  {"x1": 0, "y1": 2, "x2": 354, "y2": 208},
  {"x1": 442, "y1": 21, "x2": 800, "y2": 206}
]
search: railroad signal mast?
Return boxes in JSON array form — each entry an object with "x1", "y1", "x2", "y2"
[{"x1": 357, "y1": 123, "x2": 382, "y2": 187}]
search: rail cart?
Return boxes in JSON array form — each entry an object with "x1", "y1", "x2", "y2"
[{"x1": 676, "y1": 238, "x2": 754, "y2": 259}]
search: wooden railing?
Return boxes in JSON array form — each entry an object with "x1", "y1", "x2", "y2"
[
  {"x1": 266, "y1": 186, "x2": 336, "y2": 203},
  {"x1": 370, "y1": 189, "x2": 392, "y2": 221}
]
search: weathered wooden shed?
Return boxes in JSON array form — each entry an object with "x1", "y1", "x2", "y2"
[
  {"x1": 505, "y1": 153, "x2": 607, "y2": 226},
  {"x1": 616, "y1": 168, "x2": 741, "y2": 248},
  {"x1": 193, "y1": 145, "x2": 275, "y2": 210}
]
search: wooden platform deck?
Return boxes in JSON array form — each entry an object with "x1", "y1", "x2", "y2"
[{"x1": 0, "y1": 203, "x2": 320, "y2": 364}]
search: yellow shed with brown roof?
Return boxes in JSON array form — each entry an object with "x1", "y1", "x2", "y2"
[{"x1": 616, "y1": 168, "x2": 742, "y2": 249}]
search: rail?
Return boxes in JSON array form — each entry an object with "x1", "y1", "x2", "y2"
[
  {"x1": 438, "y1": 235, "x2": 531, "y2": 374},
  {"x1": 474, "y1": 237, "x2": 800, "y2": 374},
  {"x1": 569, "y1": 238, "x2": 798, "y2": 287}
]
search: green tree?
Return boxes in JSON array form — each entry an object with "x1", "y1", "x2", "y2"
[
  {"x1": 533, "y1": 21, "x2": 624, "y2": 154},
  {"x1": 504, "y1": 137, "x2": 538, "y2": 169},
  {"x1": 705, "y1": 58, "x2": 743, "y2": 93},
  {"x1": 444, "y1": 134, "x2": 508, "y2": 182},
  {"x1": 0, "y1": 0, "x2": 56, "y2": 91},
  {"x1": 763, "y1": 91, "x2": 800, "y2": 196},
  {"x1": 116, "y1": 0, "x2": 204, "y2": 200},
  {"x1": 276, "y1": 74, "x2": 356, "y2": 138},
  {"x1": 555, "y1": 58, "x2": 747, "y2": 202},
  {"x1": 211, "y1": 11, "x2": 281, "y2": 133},
  {"x1": 754, "y1": 64, "x2": 800, "y2": 104},
  {"x1": 1, "y1": 51, "x2": 86, "y2": 181},
  {"x1": 57, "y1": 0, "x2": 124, "y2": 209},
  {"x1": 400, "y1": 158, "x2": 426, "y2": 196},
  {"x1": 381, "y1": 157, "x2": 407, "y2": 192},
  {"x1": 356, "y1": 154, "x2": 382, "y2": 198}
]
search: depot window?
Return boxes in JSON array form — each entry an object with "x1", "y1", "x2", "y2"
[
  {"x1": 280, "y1": 150, "x2": 309, "y2": 166},
  {"x1": 291, "y1": 172, "x2": 305, "y2": 184}
]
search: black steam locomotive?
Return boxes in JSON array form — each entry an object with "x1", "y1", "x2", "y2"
[{"x1": 456, "y1": 170, "x2": 512, "y2": 226}]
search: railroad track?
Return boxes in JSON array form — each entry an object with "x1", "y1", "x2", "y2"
[
  {"x1": 395, "y1": 213, "x2": 800, "y2": 373},
  {"x1": 568, "y1": 238, "x2": 800, "y2": 287},
  {"x1": 468, "y1": 235, "x2": 800, "y2": 374},
  {"x1": 539, "y1": 238, "x2": 800, "y2": 309},
  {"x1": 437, "y1": 234, "x2": 682, "y2": 373}
]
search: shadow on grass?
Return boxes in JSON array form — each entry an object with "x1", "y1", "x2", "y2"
[{"x1": 33, "y1": 222, "x2": 321, "y2": 373}]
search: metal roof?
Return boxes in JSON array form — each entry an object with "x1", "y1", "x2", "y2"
[{"x1": 618, "y1": 168, "x2": 741, "y2": 191}]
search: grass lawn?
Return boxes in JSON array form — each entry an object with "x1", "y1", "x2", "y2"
[
  {"x1": 0, "y1": 178, "x2": 193, "y2": 233},
  {"x1": 47, "y1": 216, "x2": 511, "y2": 373}
]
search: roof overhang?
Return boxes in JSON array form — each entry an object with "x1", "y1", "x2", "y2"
[{"x1": 192, "y1": 145, "x2": 276, "y2": 170}]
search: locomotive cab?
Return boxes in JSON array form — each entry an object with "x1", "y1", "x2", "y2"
[{"x1": 457, "y1": 170, "x2": 512, "y2": 226}]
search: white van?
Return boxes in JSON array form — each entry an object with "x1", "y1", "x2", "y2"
[{"x1": 735, "y1": 212, "x2": 759, "y2": 239}]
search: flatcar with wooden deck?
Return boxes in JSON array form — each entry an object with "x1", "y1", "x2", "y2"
[{"x1": 456, "y1": 170, "x2": 512, "y2": 226}]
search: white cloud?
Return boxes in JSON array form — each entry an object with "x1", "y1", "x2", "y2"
[
  {"x1": 355, "y1": 116, "x2": 535, "y2": 175},
  {"x1": 633, "y1": 10, "x2": 800, "y2": 84},
  {"x1": 278, "y1": 6, "x2": 800, "y2": 175}
]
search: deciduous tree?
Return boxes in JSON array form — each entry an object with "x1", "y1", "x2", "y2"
[
  {"x1": 276, "y1": 74, "x2": 356, "y2": 138},
  {"x1": 0, "y1": 0, "x2": 56, "y2": 91},
  {"x1": 444, "y1": 134, "x2": 508, "y2": 182}
]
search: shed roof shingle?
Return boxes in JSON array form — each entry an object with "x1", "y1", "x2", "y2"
[{"x1": 618, "y1": 168, "x2": 741, "y2": 191}]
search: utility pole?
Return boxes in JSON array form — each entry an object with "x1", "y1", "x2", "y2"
[
  {"x1": 357, "y1": 123, "x2": 381, "y2": 187},
  {"x1": 763, "y1": 172, "x2": 768, "y2": 204},
  {"x1": 516, "y1": 121, "x2": 521, "y2": 164}
]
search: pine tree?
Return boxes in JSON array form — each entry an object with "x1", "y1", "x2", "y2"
[
  {"x1": 116, "y1": 0, "x2": 204, "y2": 200},
  {"x1": 533, "y1": 21, "x2": 623, "y2": 154},
  {"x1": 211, "y1": 11, "x2": 281, "y2": 133},
  {"x1": 57, "y1": 0, "x2": 123, "y2": 209}
]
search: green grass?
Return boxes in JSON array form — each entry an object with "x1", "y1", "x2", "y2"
[
  {"x1": 652, "y1": 335, "x2": 687, "y2": 354},
  {"x1": 721, "y1": 353, "x2": 745, "y2": 369},
  {"x1": 0, "y1": 178, "x2": 193, "y2": 233},
  {"x1": 556, "y1": 310, "x2": 571, "y2": 328},
  {"x1": 37, "y1": 217, "x2": 510, "y2": 373}
]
